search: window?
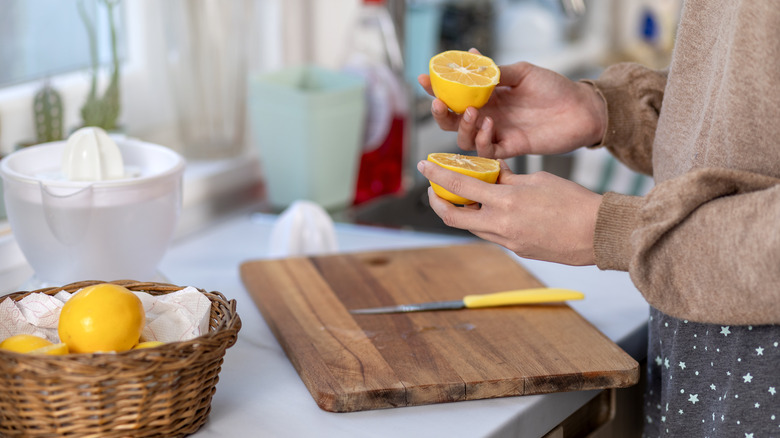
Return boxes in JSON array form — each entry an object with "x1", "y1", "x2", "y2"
[
  {"x1": 0, "y1": 0, "x2": 124, "y2": 88},
  {"x1": 0, "y1": 1, "x2": 278, "y2": 221},
  {"x1": 0, "y1": 0, "x2": 127, "y2": 155}
]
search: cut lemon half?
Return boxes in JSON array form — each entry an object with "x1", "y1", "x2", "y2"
[
  {"x1": 133, "y1": 341, "x2": 165, "y2": 350},
  {"x1": 429, "y1": 50, "x2": 500, "y2": 114},
  {"x1": 30, "y1": 343, "x2": 69, "y2": 355},
  {"x1": 427, "y1": 153, "x2": 500, "y2": 205}
]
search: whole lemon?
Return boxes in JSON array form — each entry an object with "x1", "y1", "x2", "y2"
[
  {"x1": 58, "y1": 283, "x2": 146, "y2": 353},
  {"x1": 0, "y1": 334, "x2": 53, "y2": 353}
]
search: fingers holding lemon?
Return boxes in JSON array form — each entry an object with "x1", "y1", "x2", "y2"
[
  {"x1": 426, "y1": 153, "x2": 500, "y2": 205},
  {"x1": 429, "y1": 50, "x2": 500, "y2": 114}
]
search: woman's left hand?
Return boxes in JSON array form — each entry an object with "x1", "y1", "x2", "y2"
[{"x1": 418, "y1": 159, "x2": 602, "y2": 266}]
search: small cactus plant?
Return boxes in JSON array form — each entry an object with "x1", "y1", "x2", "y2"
[{"x1": 33, "y1": 81, "x2": 65, "y2": 143}]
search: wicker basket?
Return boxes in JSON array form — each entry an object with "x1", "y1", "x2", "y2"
[{"x1": 0, "y1": 280, "x2": 242, "y2": 437}]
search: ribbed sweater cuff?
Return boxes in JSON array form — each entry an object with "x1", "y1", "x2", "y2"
[
  {"x1": 594, "y1": 192, "x2": 643, "y2": 271},
  {"x1": 578, "y1": 79, "x2": 608, "y2": 147},
  {"x1": 580, "y1": 78, "x2": 637, "y2": 150}
]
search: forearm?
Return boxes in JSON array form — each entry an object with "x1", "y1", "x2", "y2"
[{"x1": 595, "y1": 168, "x2": 780, "y2": 325}]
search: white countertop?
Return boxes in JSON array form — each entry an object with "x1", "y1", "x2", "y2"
[{"x1": 155, "y1": 211, "x2": 649, "y2": 438}]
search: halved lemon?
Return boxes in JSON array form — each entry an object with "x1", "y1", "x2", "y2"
[
  {"x1": 30, "y1": 343, "x2": 69, "y2": 355},
  {"x1": 133, "y1": 341, "x2": 165, "y2": 350},
  {"x1": 429, "y1": 50, "x2": 500, "y2": 114},
  {"x1": 427, "y1": 153, "x2": 500, "y2": 205}
]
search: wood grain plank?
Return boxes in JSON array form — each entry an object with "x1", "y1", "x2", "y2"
[
  {"x1": 241, "y1": 258, "x2": 407, "y2": 411},
  {"x1": 240, "y1": 243, "x2": 639, "y2": 412}
]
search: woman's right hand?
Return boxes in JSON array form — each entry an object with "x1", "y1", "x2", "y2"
[{"x1": 418, "y1": 60, "x2": 607, "y2": 159}]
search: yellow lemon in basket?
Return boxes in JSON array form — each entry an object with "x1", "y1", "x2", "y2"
[
  {"x1": 30, "y1": 343, "x2": 69, "y2": 355},
  {"x1": 426, "y1": 153, "x2": 500, "y2": 205},
  {"x1": 0, "y1": 334, "x2": 53, "y2": 353},
  {"x1": 133, "y1": 341, "x2": 165, "y2": 349},
  {"x1": 58, "y1": 283, "x2": 146, "y2": 354},
  {"x1": 429, "y1": 50, "x2": 500, "y2": 114}
]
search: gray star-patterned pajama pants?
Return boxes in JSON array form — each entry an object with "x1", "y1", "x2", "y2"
[{"x1": 643, "y1": 307, "x2": 780, "y2": 437}]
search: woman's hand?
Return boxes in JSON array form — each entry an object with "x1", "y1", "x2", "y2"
[
  {"x1": 418, "y1": 58, "x2": 607, "y2": 159},
  {"x1": 417, "y1": 159, "x2": 602, "y2": 266}
]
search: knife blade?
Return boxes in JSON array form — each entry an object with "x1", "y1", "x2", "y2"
[{"x1": 349, "y1": 288, "x2": 584, "y2": 314}]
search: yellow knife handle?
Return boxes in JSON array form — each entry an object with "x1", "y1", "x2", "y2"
[{"x1": 462, "y1": 288, "x2": 585, "y2": 308}]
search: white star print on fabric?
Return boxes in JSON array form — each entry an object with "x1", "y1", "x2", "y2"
[{"x1": 644, "y1": 309, "x2": 779, "y2": 437}]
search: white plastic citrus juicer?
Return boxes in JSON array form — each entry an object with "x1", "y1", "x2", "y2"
[{"x1": 0, "y1": 127, "x2": 185, "y2": 289}]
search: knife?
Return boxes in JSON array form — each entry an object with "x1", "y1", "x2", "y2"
[{"x1": 349, "y1": 288, "x2": 584, "y2": 314}]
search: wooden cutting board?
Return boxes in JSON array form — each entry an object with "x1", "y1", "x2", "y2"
[{"x1": 240, "y1": 243, "x2": 638, "y2": 413}]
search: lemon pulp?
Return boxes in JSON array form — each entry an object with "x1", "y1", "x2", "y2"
[
  {"x1": 429, "y1": 50, "x2": 500, "y2": 114},
  {"x1": 426, "y1": 153, "x2": 500, "y2": 204}
]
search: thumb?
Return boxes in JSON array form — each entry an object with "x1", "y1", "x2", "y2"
[
  {"x1": 497, "y1": 61, "x2": 536, "y2": 88},
  {"x1": 497, "y1": 159, "x2": 515, "y2": 181}
]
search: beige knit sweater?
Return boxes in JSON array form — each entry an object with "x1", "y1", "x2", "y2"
[{"x1": 589, "y1": 0, "x2": 780, "y2": 325}]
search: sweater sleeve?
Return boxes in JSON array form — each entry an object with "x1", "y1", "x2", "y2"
[
  {"x1": 583, "y1": 62, "x2": 667, "y2": 176},
  {"x1": 596, "y1": 168, "x2": 780, "y2": 325}
]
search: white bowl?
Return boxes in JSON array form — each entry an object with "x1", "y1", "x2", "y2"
[{"x1": 0, "y1": 138, "x2": 185, "y2": 286}]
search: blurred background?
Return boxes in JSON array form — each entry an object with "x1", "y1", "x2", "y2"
[{"x1": 0, "y1": 0, "x2": 683, "y2": 233}]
